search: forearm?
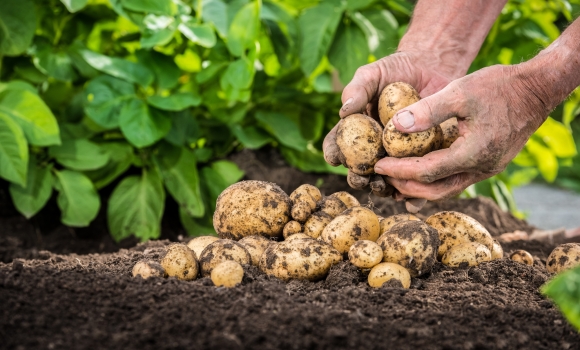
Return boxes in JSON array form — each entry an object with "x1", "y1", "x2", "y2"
[{"x1": 399, "y1": 0, "x2": 507, "y2": 79}]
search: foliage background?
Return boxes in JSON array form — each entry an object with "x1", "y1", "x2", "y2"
[{"x1": 0, "y1": 0, "x2": 580, "y2": 241}]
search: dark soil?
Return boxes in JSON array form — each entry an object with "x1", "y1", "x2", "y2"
[{"x1": 1, "y1": 149, "x2": 578, "y2": 350}]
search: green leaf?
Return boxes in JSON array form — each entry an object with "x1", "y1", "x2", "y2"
[
  {"x1": 255, "y1": 111, "x2": 307, "y2": 151},
  {"x1": 179, "y1": 208, "x2": 217, "y2": 237},
  {"x1": 227, "y1": 1, "x2": 261, "y2": 56},
  {"x1": 154, "y1": 144, "x2": 205, "y2": 217},
  {"x1": 84, "y1": 142, "x2": 134, "y2": 189},
  {"x1": 328, "y1": 22, "x2": 370, "y2": 85},
  {"x1": 146, "y1": 92, "x2": 201, "y2": 111},
  {"x1": 281, "y1": 146, "x2": 349, "y2": 175},
  {"x1": 0, "y1": 112, "x2": 28, "y2": 186},
  {"x1": 164, "y1": 110, "x2": 200, "y2": 147},
  {"x1": 108, "y1": 169, "x2": 165, "y2": 241},
  {"x1": 526, "y1": 138, "x2": 559, "y2": 182},
  {"x1": 49, "y1": 139, "x2": 110, "y2": 171},
  {"x1": 76, "y1": 48, "x2": 154, "y2": 86},
  {"x1": 53, "y1": 170, "x2": 100, "y2": 227},
  {"x1": 220, "y1": 58, "x2": 255, "y2": 90},
  {"x1": 354, "y1": 10, "x2": 398, "y2": 57},
  {"x1": 84, "y1": 75, "x2": 136, "y2": 129},
  {"x1": 140, "y1": 15, "x2": 177, "y2": 49},
  {"x1": 200, "y1": 160, "x2": 244, "y2": 212},
  {"x1": 0, "y1": 89, "x2": 60, "y2": 146},
  {"x1": 231, "y1": 124, "x2": 272, "y2": 149},
  {"x1": 196, "y1": 62, "x2": 228, "y2": 83},
  {"x1": 0, "y1": 80, "x2": 37, "y2": 94},
  {"x1": 178, "y1": 20, "x2": 217, "y2": 48},
  {"x1": 9, "y1": 160, "x2": 53, "y2": 219},
  {"x1": 60, "y1": 0, "x2": 88, "y2": 13},
  {"x1": 119, "y1": 98, "x2": 171, "y2": 148},
  {"x1": 211, "y1": 160, "x2": 244, "y2": 185},
  {"x1": 542, "y1": 265, "x2": 580, "y2": 331},
  {"x1": 346, "y1": 0, "x2": 375, "y2": 11},
  {"x1": 122, "y1": 0, "x2": 174, "y2": 15},
  {"x1": 33, "y1": 46, "x2": 78, "y2": 82},
  {"x1": 174, "y1": 49, "x2": 202, "y2": 72},
  {"x1": 535, "y1": 117, "x2": 577, "y2": 158},
  {"x1": 298, "y1": 2, "x2": 344, "y2": 76},
  {"x1": 135, "y1": 50, "x2": 181, "y2": 90},
  {"x1": 0, "y1": 0, "x2": 36, "y2": 56},
  {"x1": 202, "y1": 0, "x2": 228, "y2": 38}
]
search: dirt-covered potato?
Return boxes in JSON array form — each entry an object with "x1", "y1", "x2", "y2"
[
  {"x1": 211, "y1": 261, "x2": 244, "y2": 288},
  {"x1": 368, "y1": 262, "x2": 411, "y2": 289},
  {"x1": 238, "y1": 235, "x2": 273, "y2": 266},
  {"x1": 285, "y1": 233, "x2": 312, "y2": 241},
  {"x1": 378, "y1": 82, "x2": 420, "y2": 126},
  {"x1": 510, "y1": 250, "x2": 533, "y2": 266},
  {"x1": 260, "y1": 237, "x2": 342, "y2": 281},
  {"x1": 132, "y1": 260, "x2": 166, "y2": 279},
  {"x1": 425, "y1": 211, "x2": 494, "y2": 260},
  {"x1": 546, "y1": 243, "x2": 580, "y2": 273},
  {"x1": 160, "y1": 244, "x2": 199, "y2": 281},
  {"x1": 187, "y1": 236, "x2": 220, "y2": 258},
  {"x1": 382, "y1": 119, "x2": 444, "y2": 158},
  {"x1": 318, "y1": 196, "x2": 348, "y2": 218},
  {"x1": 290, "y1": 184, "x2": 319, "y2": 222},
  {"x1": 440, "y1": 117, "x2": 459, "y2": 149},
  {"x1": 213, "y1": 180, "x2": 291, "y2": 240},
  {"x1": 283, "y1": 220, "x2": 302, "y2": 239},
  {"x1": 329, "y1": 191, "x2": 360, "y2": 209},
  {"x1": 199, "y1": 239, "x2": 251, "y2": 276},
  {"x1": 348, "y1": 240, "x2": 383, "y2": 269},
  {"x1": 379, "y1": 213, "x2": 421, "y2": 234},
  {"x1": 336, "y1": 113, "x2": 386, "y2": 175},
  {"x1": 491, "y1": 239, "x2": 504, "y2": 260},
  {"x1": 441, "y1": 242, "x2": 492, "y2": 267},
  {"x1": 303, "y1": 211, "x2": 333, "y2": 239},
  {"x1": 321, "y1": 207, "x2": 381, "y2": 254},
  {"x1": 376, "y1": 221, "x2": 440, "y2": 277}
]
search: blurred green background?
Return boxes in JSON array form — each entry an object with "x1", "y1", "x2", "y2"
[{"x1": 0, "y1": 0, "x2": 579, "y2": 241}]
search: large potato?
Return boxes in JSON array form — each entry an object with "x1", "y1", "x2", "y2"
[
  {"x1": 376, "y1": 221, "x2": 440, "y2": 277},
  {"x1": 378, "y1": 82, "x2": 420, "y2": 126},
  {"x1": 336, "y1": 113, "x2": 386, "y2": 176},
  {"x1": 132, "y1": 260, "x2": 166, "y2": 279},
  {"x1": 199, "y1": 239, "x2": 251, "y2": 276},
  {"x1": 368, "y1": 262, "x2": 411, "y2": 289},
  {"x1": 321, "y1": 207, "x2": 381, "y2": 254},
  {"x1": 546, "y1": 243, "x2": 580, "y2": 273},
  {"x1": 238, "y1": 235, "x2": 273, "y2": 266},
  {"x1": 348, "y1": 240, "x2": 383, "y2": 269},
  {"x1": 379, "y1": 213, "x2": 421, "y2": 234},
  {"x1": 187, "y1": 236, "x2": 220, "y2": 258},
  {"x1": 260, "y1": 237, "x2": 342, "y2": 281},
  {"x1": 303, "y1": 211, "x2": 333, "y2": 239},
  {"x1": 441, "y1": 242, "x2": 492, "y2": 267},
  {"x1": 329, "y1": 191, "x2": 360, "y2": 209},
  {"x1": 382, "y1": 119, "x2": 443, "y2": 158},
  {"x1": 426, "y1": 211, "x2": 494, "y2": 260},
  {"x1": 440, "y1": 118, "x2": 459, "y2": 149},
  {"x1": 160, "y1": 244, "x2": 199, "y2": 281},
  {"x1": 213, "y1": 180, "x2": 291, "y2": 240}
]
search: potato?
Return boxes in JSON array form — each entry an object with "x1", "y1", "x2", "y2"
[
  {"x1": 425, "y1": 211, "x2": 494, "y2": 260},
  {"x1": 348, "y1": 240, "x2": 383, "y2": 269},
  {"x1": 211, "y1": 261, "x2": 244, "y2": 288},
  {"x1": 293, "y1": 184, "x2": 322, "y2": 202},
  {"x1": 260, "y1": 237, "x2": 342, "y2": 281},
  {"x1": 285, "y1": 233, "x2": 312, "y2": 241},
  {"x1": 336, "y1": 113, "x2": 386, "y2": 175},
  {"x1": 302, "y1": 211, "x2": 333, "y2": 239},
  {"x1": 213, "y1": 180, "x2": 291, "y2": 240},
  {"x1": 510, "y1": 250, "x2": 533, "y2": 266},
  {"x1": 187, "y1": 236, "x2": 220, "y2": 258},
  {"x1": 329, "y1": 191, "x2": 360, "y2": 209},
  {"x1": 199, "y1": 239, "x2": 251, "y2": 276},
  {"x1": 382, "y1": 119, "x2": 443, "y2": 158},
  {"x1": 318, "y1": 196, "x2": 348, "y2": 218},
  {"x1": 321, "y1": 207, "x2": 381, "y2": 254},
  {"x1": 379, "y1": 213, "x2": 421, "y2": 234},
  {"x1": 378, "y1": 82, "x2": 420, "y2": 126},
  {"x1": 132, "y1": 260, "x2": 166, "y2": 279},
  {"x1": 290, "y1": 185, "x2": 319, "y2": 222},
  {"x1": 491, "y1": 239, "x2": 504, "y2": 260},
  {"x1": 368, "y1": 262, "x2": 411, "y2": 289},
  {"x1": 440, "y1": 117, "x2": 459, "y2": 149},
  {"x1": 376, "y1": 221, "x2": 439, "y2": 277},
  {"x1": 238, "y1": 235, "x2": 273, "y2": 266},
  {"x1": 441, "y1": 242, "x2": 492, "y2": 267},
  {"x1": 546, "y1": 243, "x2": 580, "y2": 273},
  {"x1": 160, "y1": 244, "x2": 199, "y2": 281},
  {"x1": 283, "y1": 220, "x2": 302, "y2": 239}
]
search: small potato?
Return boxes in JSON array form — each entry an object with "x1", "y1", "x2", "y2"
[
  {"x1": 426, "y1": 211, "x2": 494, "y2": 260},
  {"x1": 321, "y1": 207, "x2": 381, "y2": 254},
  {"x1": 510, "y1": 250, "x2": 533, "y2": 266},
  {"x1": 546, "y1": 243, "x2": 580, "y2": 273},
  {"x1": 440, "y1": 118, "x2": 459, "y2": 149},
  {"x1": 348, "y1": 240, "x2": 383, "y2": 269},
  {"x1": 260, "y1": 237, "x2": 342, "y2": 281},
  {"x1": 211, "y1": 261, "x2": 244, "y2": 288},
  {"x1": 376, "y1": 221, "x2": 440, "y2": 277},
  {"x1": 213, "y1": 180, "x2": 291, "y2": 240},
  {"x1": 336, "y1": 113, "x2": 386, "y2": 175},
  {"x1": 283, "y1": 221, "x2": 303, "y2": 239},
  {"x1": 368, "y1": 262, "x2": 411, "y2": 289},
  {"x1": 187, "y1": 236, "x2": 220, "y2": 258},
  {"x1": 329, "y1": 191, "x2": 360, "y2": 209},
  {"x1": 303, "y1": 211, "x2": 333, "y2": 239},
  {"x1": 379, "y1": 213, "x2": 421, "y2": 234},
  {"x1": 291, "y1": 184, "x2": 322, "y2": 203},
  {"x1": 491, "y1": 240, "x2": 504, "y2": 260},
  {"x1": 132, "y1": 260, "x2": 166, "y2": 279},
  {"x1": 238, "y1": 235, "x2": 273, "y2": 266},
  {"x1": 441, "y1": 242, "x2": 492, "y2": 267},
  {"x1": 378, "y1": 82, "x2": 420, "y2": 126},
  {"x1": 199, "y1": 239, "x2": 251, "y2": 276},
  {"x1": 318, "y1": 197, "x2": 348, "y2": 218},
  {"x1": 290, "y1": 185, "x2": 319, "y2": 222},
  {"x1": 160, "y1": 244, "x2": 199, "y2": 281},
  {"x1": 382, "y1": 119, "x2": 443, "y2": 158}
]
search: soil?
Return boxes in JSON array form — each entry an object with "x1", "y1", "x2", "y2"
[{"x1": 1, "y1": 149, "x2": 578, "y2": 350}]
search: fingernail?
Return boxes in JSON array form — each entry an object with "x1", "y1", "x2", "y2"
[
  {"x1": 396, "y1": 110, "x2": 415, "y2": 129},
  {"x1": 374, "y1": 164, "x2": 382, "y2": 173},
  {"x1": 341, "y1": 97, "x2": 353, "y2": 112}
]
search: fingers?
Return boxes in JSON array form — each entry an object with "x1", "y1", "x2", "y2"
[
  {"x1": 369, "y1": 174, "x2": 394, "y2": 197},
  {"x1": 385, "y1": 173, "x2": 477, "y2": 201},
  {"x1": 405, "y1": 198, "x2": 427, "y2": 214},
  {"x1": 347, "y1": 170, "x2": 369, "y2": 190},
  {"x1": 339, "y1": 65, "x2": 380, "y2": 118},
  {"x1": 322, "y1": 123, "x2": 342, "y2": 166}
]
